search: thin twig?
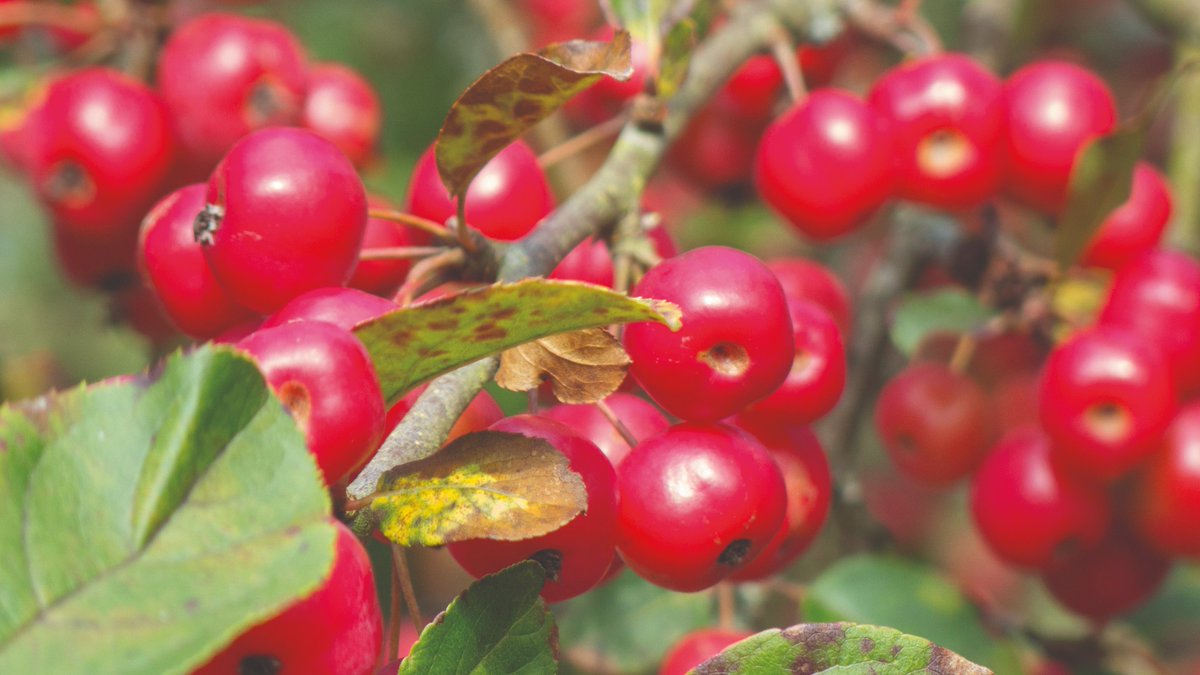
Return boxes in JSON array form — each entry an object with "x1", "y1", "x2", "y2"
[
  {"x1": 769, "y1": 26, "x2": 807, "y2": 103},
  {"x1": 947, "y1": 332, "x2": 977, "y2": 374},
  {"x1": 595, "y1": 399, "x2": 640, "y2": 448},
  {"x1": 0, "y1": 2, "x2": 103, "y2": 34},
  {"x1": 358, "y1": 246, "x2": 448, "y2": 261},
  {"x1": 368, "y1": 209, "x2": 455, "y2": 241},
  {"x1": 386, "y1": 551, "x2": 403, "y2": 665},
  {"x1": 538, "y1": 114, "x2": 627, "y2": 169},
  {"x1": 394, "y1": 248, "x2": 466, "y2": 305},
  {"x1": 716, "y1": 582, "x2": 736, "y2": 631},
  {"x1": 392, "y1": 544, "x2": 425, "y2": 632}
]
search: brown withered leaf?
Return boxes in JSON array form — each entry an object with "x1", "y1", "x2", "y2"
[
  {"x1": 496, "y1": 328, "x2": 631, "y2": 404},
  {"x1": 436, "y1": 32, "x2": 633, "y2": 198},
  {"x1": 368, "y1": 431, "x2": 587, "y2": 547}
]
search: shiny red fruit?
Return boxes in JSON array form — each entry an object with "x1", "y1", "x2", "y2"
[
  {"x1": 970, "y1": 427, "x2": 1110, "y2": 569},
  {"x1": 738, "y1": 299, "x2": 845, "y2": 428},
  {"x1": 262, "y1": 286, "x2": 396, "y2": 332},
  {"x1": 1129, "y1": 402, "x2": 1200, "y2": 557},
  {"x1": 138, "y1": 184, "x2": 255, "y2": 339},
  {"x1": 549, "y1": 225, "x2": 677, "y2": 288},
  {"x1": 192, "y1": 521, "x2": 382, "y2": 675},
  {"x1": 29, "y1": 68, "x2": 175, "y2": 240},
  {"x1": 198, "y1": 128, "x2": 368, "y2": 313},
  {"x1": 158, "y1": 13, "x2": 307, "y2": 173},
  {"x1": 616, "y1": 423, "x2": 787, "y2": 591},
  {"x1": 755, "y1": 90, "x2": 894, "y2": 240},
  {"x1": 1039, "y1": 326, "x2": 1175, "y2": 483},
  {"x1": 448, "y1": 415, "x2": 618, "y2": 602},
  {"x1": 302, "y1": 63, "x2": 382, "y2": 168},
  {"x1": 405, "y1": 140, "x2": 554, "y2": 241},
  {"x1": 868, "y1": 53, "x2": 1004, "y2": 210},
  {"x1": 238, "y1": 321, "x2": 385, "y2": 485},
  {"x1": 542, "y1": 393, "x2": 670, "y2": 467},
  {"x1": 875, "y1": 362, "x2": 993, "y2": 486},
  {"x1": 1100, "y1": 249, "x2": 1200, "y2": 397},
  {"x1": 659, "y1": 628, "x2": 754, "y2": 675},
  {"x1": 624, "y1": 246, "x2": 793, "y2": 422},
  {"x1": 51, "y1": 220, "x2": 137, "y2": 291},
  {"x1": 1002, "y1": 61, "x2": 1117, "y2": 214},
  {"x1": 1042, "y1": 528, "x2": 1170, "y2": 622},
  {"x1": 668, "y1": 103, "x2": 765, "y2": 191},
  {"x1": 1079, "y1": 163, "x2": 1171, "y2": 270},
  {"x1": 765, "y1": 258, "x2": 852, "y2": 338},
  {"x1": 728, "y1": 423, "x2": 831, "y2": 581}
]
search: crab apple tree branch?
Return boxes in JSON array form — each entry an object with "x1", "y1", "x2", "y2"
[{"x1": 345, "y1": 0, "x2": 844, "y2": 502}]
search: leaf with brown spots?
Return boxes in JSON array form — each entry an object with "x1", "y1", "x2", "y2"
[
  {"x1": 496, "y1": 328, "x2": 630, "y2": 404},
  {"x1": 353, "y1": 278, "x2": 681, "y2": 405},
  {"x1": 692, "y1": 623, "x2": 994, "y2": 674},
  {"x1": 364, "y1": 431, "x2": 586, "y2": 547},
  {"x1": 436, "y1": 32, "x2": 633, "y2": 198}
]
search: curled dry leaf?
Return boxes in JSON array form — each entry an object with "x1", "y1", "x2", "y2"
[
  {"x1": 364, "y1": 430, "x2": 587, "y2": 547},
  {"x1": 496, "y1": 328, "x2": 631, "y2": 404},
  {"x1": 436, "y1": 31, "x2": 633, "y2": 198}
]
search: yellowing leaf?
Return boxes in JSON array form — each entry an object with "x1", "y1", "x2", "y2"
[
  {"x1": 365, "y1": 431, "x2": 587, "y2": 547},
  {"x1": 436, "y1": 33, "x2": 633, "y2": 198},
  {"x1": 497, "y1": 328, "x2": 630, "y2": 404}
]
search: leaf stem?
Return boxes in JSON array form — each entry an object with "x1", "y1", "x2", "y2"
[
  {"x1": 1167, "y1": 41, "x2": 1200, "y2": 255},
  {"x1": 595, "y1": 399, "x2": 640, "y2": 449},
  {"x1": 368, "y1": 209, "x2": 455, "y2": 241},
  {"x1": 392, "y1": 544, "x2": 425, "y2": 632},
  {"x1": 358, "y1": 246, "x2": 448, "y2": 261},
  {"x1": 769, "y1": 25, "x2": 807, "y2": 103},
  {"x1": 716, "y1": 582, "x2": 736, "y2": 631}
]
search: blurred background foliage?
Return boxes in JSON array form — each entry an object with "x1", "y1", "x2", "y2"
[{"x1": 1, "y1": 0, "x2": 1199, "y2": 673}]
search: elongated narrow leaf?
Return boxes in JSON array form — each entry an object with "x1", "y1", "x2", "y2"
[
  {"x1": 656, "y1": 18, "x2": 695, "y2": 99},
  {"x1": 693, "y1": 623, "x2": 993, "y2": 674},
  {"x1": 0, "y1": 346, "x2": 335, "y2": 675},
  {"x1": 398, "y1": 561, "x2": 556, "y2": 674},
  {"x1": 365, "y1": 430, "x2": 586, "y2": 547},
  {"x1": 804, "y1": 555, "x2": 1021, "y2": 672},
  {"x1": 436, "y1": 33, "x2": 632, "y2": 198},
  {"x1": 354, "y1": 279, "x2": 680, "y2": 404},
  {"x1": 890, "y1": 289, "x2": 994, "y2": 356}
]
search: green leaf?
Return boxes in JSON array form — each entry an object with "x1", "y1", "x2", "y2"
[
  {"x1": 803, "y1": 555, "x2": 1020, "y2": 673},
  {"x1": 365, "y1": 430, "x2": 586, "y2": 547},
  {"x1": 353, "y1": 279, "x2": 681, "y2": 405},
  {"x1": 436, "y1": 33, "x2": 633, "y2": 198},
  {"x1": 889, "y1": 289, "x2": 993, "y2": 356},
  {"x1": 1127, "y1": 564, "x2": 1200, "y2": 656},
  {"x1": 0, "y1": 346, "x2": 336, "y2": 675},
  {"x1": 556, "y1": 568, "x2": 715, "y2": 673},
  {"x1": 693, "y1": 622, "x2": 993, "y2": 674},
  {"x1": 601, "y1": 0, "x2": 695, "y2": 44},
  {"x1": 398, "y1": 561, "x2": 556, "y2": 674},
  {"x1": 656, "y1": 18, "x2": 694, "y2": 100},
  {"x1": 1055, "y1": 126, "x2": 1143, "y2": 268}
]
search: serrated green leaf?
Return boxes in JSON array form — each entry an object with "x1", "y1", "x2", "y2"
[
  {"x1": 890, "y1": 289, "x2": 994, "y2": 356},
  {"x1": 354, "y1": 279, "x2": 680, "y2": 405},
  {"x1": 0, "y1": 346, "x2": 336, "y2": 675},
  {"x1": 556, "y1": 568, "x2": 715, "y2": 673},
  {"x1": 656, "y1": 18, "x2": 694, "y2": 99},
  {"x1": 365, "y1": 430, "x2": 586, "y2": 547},
  {"x1": 803, "y1": 555, "x2": 1020, "y2": 673},
  {"x1": 436, "y1": 33, "x2": 632, "y2": 198},
  {"x1": 398, "y1": 561, "x2": 556, "y2": 674},
  {"x1": 693, "y1": 623, "x2": 992, "y2": 674}
]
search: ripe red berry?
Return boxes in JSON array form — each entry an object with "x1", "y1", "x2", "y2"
[
  {"x1": 755, "y1": 90, "x2": 894, "y2": 240},
  {"x1": 158, "y1": 13, "x2": 307, "y2": 173},
  {"x1": 349, "y1": 196, "x2": 433, "y2": 298},
  {"x1": 405, "y1": 140, "x2": 554, "y2": 242},
  {"x1": 1079, "y1": 162, "x2": 1171, "y2": 270},
  {"x1": 138, "y1": 184, "x2": 255, "y2": 339},
  {"x1": 659, "y1": 628, "x2": 755, "y2": 675},
  {"x1": 518, "y1": 0, "x2": 602, "y2": 47},
  {"x1": 238, "y1": 321, "x2": 385, "y2": 486},
  {"x1": 28, "y1": 68, "x2": 175, "y2": 240},
  {"x1": 990, "y1": 369, "x2": 1042, "y2": 432},
  {"x1": 875, "y1": 362, "x2": 993, "y2": 486},
  {"x1": 1100, "y1": 249, "x2": 1200, "y2": 397},
  {"x1": 262, "y1": 286, "x2": 396, "y2": 332},
  {"x1": 542, "y1": 392, "x2": 670, "y2": 467},
  {"x1": 447, "y1": 415, "x2": 618, "y2": 602},
  {"x1": 1041, "y1": 528, "x2": 1170, "y2": 622},
  {"x1": 714, "y1": 55, "x2": 784, "y2": 123},
  {"x1": 738, "y1": 299, "x2": 846, "y2": 428},
  {"x1": 1128, "y1": 402, "x2": 1200, "y2": 557},
  {"x1": 616, "y1": 423, "x2": 787, "y2": 591},
  {"x1": 1039, "y1": 326, "x2": 1175, "y2": 483},
  {"x1": 193, "y1": 520, "x2": 382, "y2": 675},
  {"x1": 624, "y1": 246, "x2": 793, "y2": 422},
  {"x1": 766, "y1": 258, "x2": 852, "y2": 338},
  {"x1": 868, "y1": 54, "x2": 1004, "y2": 210},
  {"x1": 1002, "y1": 61, "x2": 1117, "y2": 214},
  {"x1": 668, "y1": 102, "x2": 765, "y2": 191},
  {"x1": 728, "y1": 423, "x2": 831, "y2": 581},
  {"x1": 549, "y1": 236, "x2": 616, "y2": 287},
  {"x1": 51, "y1": 220, "x2": 137, "y2": 290},
  {"x1": 970, "y1": 427, "x2": 1110, "y2": 569},
  {"x1": 302, "y1": 63, "x2": 382, "y2": 168},
  {"x1": 197, "y1": 127, "x2": 368, "y2": 313}
]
